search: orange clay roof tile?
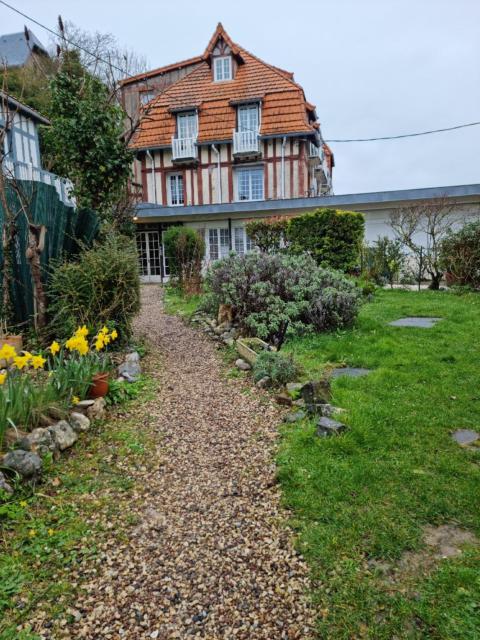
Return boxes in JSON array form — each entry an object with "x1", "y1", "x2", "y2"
[{"x1": 129, "y1": 27, "x2": 317, "y2": 149}]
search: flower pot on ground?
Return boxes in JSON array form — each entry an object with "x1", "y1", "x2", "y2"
[
  {"x1": 236, "y1": 337, "x2": 276, "y2": 366},
  {"x1": 89, "y1": 372, "x2": 110, "y2": 399}
]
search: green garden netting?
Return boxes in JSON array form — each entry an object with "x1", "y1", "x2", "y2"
[{"x1": 0, "y1": 179, "x2": 99, "y2": 327}]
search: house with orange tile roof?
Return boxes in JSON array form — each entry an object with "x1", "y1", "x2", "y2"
[{"x1": 122, "y1": 24, "x2": 334, "y2": 281}]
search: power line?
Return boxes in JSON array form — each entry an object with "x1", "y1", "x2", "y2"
[
  {"x1": 0, "y1": 0, "x2": 131, "y2": 78},
  {"x1": 1, "y1": 0, "x2": 479, "y2": 144},
  {"x1": 324, "y1": 121, "x2": 480, "y2": 143}
]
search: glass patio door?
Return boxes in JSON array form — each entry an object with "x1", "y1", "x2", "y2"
[{"x1": 136, "y1": 230, "x2": 163, "y2": 283}]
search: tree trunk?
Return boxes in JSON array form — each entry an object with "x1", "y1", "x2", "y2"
[{"x1": 26, "y1": 225, "x2": 47, "y2": 329}]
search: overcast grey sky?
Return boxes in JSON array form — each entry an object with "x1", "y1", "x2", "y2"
[{"x1": 1, "y1": 0, "x2": 479, "y2": 194}]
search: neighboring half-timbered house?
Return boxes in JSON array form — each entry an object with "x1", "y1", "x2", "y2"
[{"x1": 122, "y1": 24, "x2": 334, "y2": 281}]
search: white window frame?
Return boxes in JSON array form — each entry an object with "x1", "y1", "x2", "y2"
[
  {"x1": 238, "y1": 104, "x2": 260, "y2": 133},
  {"x1": 177, "y1": 111, "x2": 198, "y2": 139},
  {"x1": 168, "y1": 173, "x2": 184, "y2": 206},
  {"x1": 207, "y1": 227, "x2": 230, "y2": 261},
  {"x1": 213, "y1": 56, "x2": 232, "y2": 82},
  {"x1": 233, "y1": 226, "x2": 254, "y2": 255},
  {"x1": 235, "y1": 166, "x2": 264, "y2": 202},
  {"x1": 140, "y1": 91, "x2": 155, "y2": 106}
]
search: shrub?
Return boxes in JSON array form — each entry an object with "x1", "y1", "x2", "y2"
[
  {"x1": 163, "y1": 226, "x2": 205, "y2": 294},
  {"x1": 287, "y1": 208, "x2": 365, "y2": 271},
  {"x1": 245, "y1": 216, "x2": 289, "y2": 253},
  {"x1": 361, "y1": 236, "x2": 406, "y2": 287},
  {"x1": 440, "y1": 221, "x2": 480, "y2": 289},
  {"x1": 48, "y1": 234, "x2": 140, "y2": 341},
  {"x1": 205, "y1": 252, "x2": 362, "y2": 349},
  {"x1": 305, "y1": 269, "x2": 363, "y2": 331},
  {"x1": 252, "y1": 351, "x2": 300, "y2": 387}
]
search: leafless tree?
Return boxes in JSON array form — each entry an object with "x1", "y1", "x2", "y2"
[
  {"x1": 50, "y1": 20, "x2": 149, "y2": 98},
  {"x1": 390, "y1": 196, "x2": 458, "y2": 289}
]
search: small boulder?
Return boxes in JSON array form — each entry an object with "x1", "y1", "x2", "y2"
[
  {"x1": 256, "y1": 376, "x2": 270, "y2": 389},
  {"x1": 48, "y1": 420, "x2": 78, "y2": 451},
  {"x1": 286, "y1": 382, "x2": 303, "y2": 394},
  {"x1": 321, "y1": 404, "x2": 347, "y2": 418},
  {"x1": 275, "y1": 393, "x2": 292, "y2": 406},
  {"x1": 223, "y1": 337, "x2": 234, "y2": 347},
  {"x1": 2, "y1": 450, "x2": 42, "y2": 480},
  {"x1": 17, "y1": 427, "x2": 57, "y2": 457},
  {"x1": 75, "y1": 399, "x2": 95, "y2": 415},
  {"x1": 301, "y1": 380, "x2": 331, "y2": 409},
  {"x1": 0, "y1": 471, "x2": 13, "y2": 494},
  {"x1": 283, "y1": 411, "x2": 306, "y2": 423},
  {"x1": 316, "y1": 416, "x2": 347, "y2": 437},
  {"x1": 69, "y1": 412, "x2": 91, "y2": 433},
  {"x1": 86, "y1": 397, "x2": 106, "y2": 421},
  {"x1": 235, "y1": 358, "x2": 251, "y2": 371}
]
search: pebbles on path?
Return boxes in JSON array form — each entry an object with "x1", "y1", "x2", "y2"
[{"x1": 44, "y1": 286, "x2": 314, "y2": 639}]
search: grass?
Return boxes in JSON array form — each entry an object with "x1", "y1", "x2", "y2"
[
  {"x1": 0, "y1": 375, "x2": 157, "y2": 639},
  {"x1": 279, "y1": 289, "x2": 480, "y2": 639},
  {"x1": 163, "y1": 286, "x2": 202, "y2": 318}
]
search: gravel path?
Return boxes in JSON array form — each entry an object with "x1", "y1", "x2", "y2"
[{"x1": 70, "y1": 285, "x2": 313, "y2": 639}]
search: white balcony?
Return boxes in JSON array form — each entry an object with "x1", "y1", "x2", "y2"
[
  {"x1": 2, "y1": 160, "x2": 75, "y2": 207},
  {"x1": 233, "y1": 129, "x2": 260, "y2": 155},
  {"x1": 171, "y1": 136, "x2": 197, "y2": 161}
]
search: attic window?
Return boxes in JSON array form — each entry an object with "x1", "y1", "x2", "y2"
[{"x1": 214, "y1": 56, "x2": 232, "y2": 81}]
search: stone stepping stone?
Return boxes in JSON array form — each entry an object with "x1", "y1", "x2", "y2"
[
  {"x1": 452, "y1": 429, "x2": 480, "y2": 446},
  {"x1": 389, "y1": 317, "x2": 442, "y2": 328},
  {"x1": 331, "y1": 367, "x2": 371, "y2": 379},
  {"x1": 316, "y1": 416, "x2": 347, "y2": 437}
]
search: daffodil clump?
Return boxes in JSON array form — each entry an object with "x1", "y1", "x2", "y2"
[{"x1": 0, "y1": 325, "x2": 118, "y2": 447}]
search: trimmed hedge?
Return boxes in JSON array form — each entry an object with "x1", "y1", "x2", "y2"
[{"x1": 287, "y1": 208, "x2": 364, "y2": 272}]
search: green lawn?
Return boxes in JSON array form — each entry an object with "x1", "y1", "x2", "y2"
[
  {"x1": 163, "y1": 287, "x2": 202, "y2": 318},
  {"x1": 279, "y1": 290, "x2": 480, "y2": 639}
]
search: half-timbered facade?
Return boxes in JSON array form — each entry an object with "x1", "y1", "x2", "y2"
[{"x1": 122, "y1": 24, "x2": 334, "y2": 281}]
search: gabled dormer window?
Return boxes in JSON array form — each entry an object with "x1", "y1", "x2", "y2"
[
  {"x1": 177, "y1": 111, "x2": 198, "y2": 139},
  {"x1": 214, "y1": 56, "x2": 232, "y2": 81}
]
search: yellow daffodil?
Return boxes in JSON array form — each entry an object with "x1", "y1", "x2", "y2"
[
  {"x1": 31, "y1": 354, "x2": 46, "y2": 370},
  {"x1": 48, "y1": 528, "x2": 55, "y2": 536},
  {"x1": 103, "y1": 334, "x2": 111, "y2": 345},
  {"x1": 72, "y1": 396, "x2": 80, "y2": 405},
  {"x1": 110, "y1": 329, "x2": 118, "y2": 341},
  {"x1": 13, "y1": 354, "x2": 30, "y2": 370},
  {"x1": 100, "y1": 326, "x2": 109, "y2": 335},
  {"x1": 49, "y1": 341, "x2": 60, "y2": 356},
  {"x1": 19, "y1": 500, "x2": 28, "y2": 507},
  {"x1": 0, "y1": 372, "x2": 7, "y2": 385},
  {"x1": 65, "y1": 335, "x2": 89, "y2": 356},
  {"x1": 95, "y1": 336, "x2": 105, "y2": 351},
  {"x1": 75, "y1": 325, "x2": 89, "y2": 337},
  {"x1": 0, "y1": 343, "x2": 17, "y2": 361}
]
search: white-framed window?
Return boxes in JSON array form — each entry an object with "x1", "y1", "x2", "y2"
[
  {"x1": 238, "y1": 104, "x2": 259, "y2": 132},
  {"x1": 234, "y1": 227, "x2": 254, "y2": 255},
  {"x1": 236, "y1": 167, "x2": 264, "y2": 201},
  {"x1": 168, "y1": 173, "x2": 184, "y2": 206},
  {"x1": 208, "y1": 228, "x2": 230, "y2": 261},
  {"x1": 213, "y1": 56, "x2": 232, "y2": 82},
  {"x1": 140, "y1": 91, "x2": 155, "y2": 105},
  {"x1": 177, "y1": 111, "x2": 198, "y2": 139}
]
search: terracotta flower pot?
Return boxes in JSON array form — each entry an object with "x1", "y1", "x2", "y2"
[
  {"x1": 0, "y1": 335, "x2": 23, "y2": 367},
  {"x1": 89, "y1": 372, "x2": 109, "y2": 399}
]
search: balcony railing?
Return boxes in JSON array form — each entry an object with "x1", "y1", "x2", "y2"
[
  {"x1": 233, "y1": 129, "x2": 260, "y2": 155},
  {"x1": 2, "y1": 160, "x2": 75, "y2": 207},
  {"x1": 171, "y1": 136, "x2": 197, "y2": 161}
]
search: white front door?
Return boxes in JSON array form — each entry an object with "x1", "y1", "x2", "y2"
[{"x1": 136, "y1": 231, "x2": 163, "y2": 283}]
